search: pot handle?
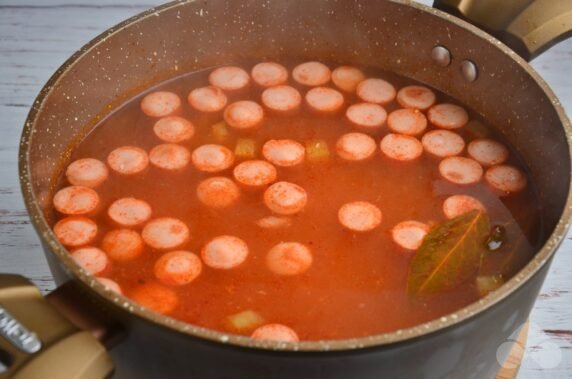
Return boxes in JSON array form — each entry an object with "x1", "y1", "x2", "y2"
[
  {"x1": 433, "y1": 0, "x2": 572, "y2": 61},
  {"x1": 0, "y1": 274, "x2": 113, "y2": 379}
]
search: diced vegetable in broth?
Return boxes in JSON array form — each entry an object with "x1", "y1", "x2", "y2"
[
  {"x1": 477, "y1": 275, "x2": 505, "y2": 297},
  {"x1": 305, "y1": 139, "x2": 330, "y2": 162},
  {"x1": 50, "y1": 60, "x2": 540, "y2": 341},
  {"x1": 234, "y1": 138, "x2": 257, "y2": 161},
  {"x1": 226, "y1": 310, "x2": 265, "y2": 332},
  {"x1": 211, "y1": 121, "x2": 230, "y2": 142}
]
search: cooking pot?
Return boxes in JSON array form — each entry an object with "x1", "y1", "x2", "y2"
[{"x1": 1, "y1": 0, "x2": 572, "y2": 378}]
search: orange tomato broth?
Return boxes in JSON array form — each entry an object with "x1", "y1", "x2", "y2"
[{"x1": 51, "y1": 62, "x2": 541, "y2": 341}]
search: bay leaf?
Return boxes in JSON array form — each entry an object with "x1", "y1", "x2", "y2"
[{"x1": 407, "y1": 210, "x2": 490, "y2": 295}]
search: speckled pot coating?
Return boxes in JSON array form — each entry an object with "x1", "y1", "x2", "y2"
[{"x1": 18, "y1": 1, "x2": 572, "y2": 378}]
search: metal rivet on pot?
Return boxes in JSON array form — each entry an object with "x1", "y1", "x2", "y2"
[
  {"x1": 431, "y1": 45, "x2": 451, "y2": 67},
  {"x1": 460, "y1": 60, "x2": 478, "y2": 82}
]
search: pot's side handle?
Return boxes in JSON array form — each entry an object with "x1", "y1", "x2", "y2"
[
  {"x1": 0, "y1": 275, "x2": 113, "y2": 379},
  {"x1": 433, "y1": 0, "x2": 572, "y2": 61}
]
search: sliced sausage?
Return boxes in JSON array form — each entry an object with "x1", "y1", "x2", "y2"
[
  {"x1": 396, "y1": 85, "x2": 436, "y2": 110},
  {"x1": 263, "y1": 181, "x2": 307, "y2": 215},
  {"x1": 467, "y1": 139, "x2": 509, "y2": 167},
  {"x1": 262, "y1": 139, "x2": 305, "y2": 167},
  {"x1": 336, "y1": 132, "x2": 377, "y2": 161},
  {"x1": 442, "y1": 194, "x2": 486, "y2": 219},
  {"x1": 129, "y1": 282, "x2": 178, "y2": 315},
  {"x1": 66, "y1": 158, "x2": 108, "y2": 188},
  {"x1": 153, "y1": 116, "x2": 195, "y2": 143},
  {"x1": 149, "y1": 144, "x2": 191, "y2": 171},
  {"x1": 154, "y1": 250, "x2": 202, "y2": 286},
  {"x1": 485, "y1": 165, "x2": 527, "y2": 194},
  {"x1": 421, "y1": 130, "x2": 465, "y2": 157},
  {"x1": 251, "y1": 62, "x2": 288, "y2": 87},
  {"x1": 439, "y1": 156, "x2": 483, "y2": 185},
  {"x1": 261, "y1": 85, "x2": 301, "y2": 112},
  {"x1": 53, "y1": 216, "x2": 98, "y2": 247},
  {"x1": 108, "y1": 197, "x2": 152, "y2": 227},
  {"x1": 201, "y1": 235, "x2": 249, "y2": 269},
  {"x1": 71, "y1": 247, "x2": 109, "y2": 276},
  {"x1": 266, "y1": 242, "x2": 312, "y2": 276},
  {"x1": 332, "y1": 65, "x2": 365, "y2": 93},
  {"x1": 387, "y1": 108, "x2": 427, "y2": 136},
  {"x1": 53, "y1": 186, "x2": 99, "y2": 215},
  {"x1": 251, "y1": 324, "x2": 299, "y2": 342},
  {"x1": 292, "y1": 61, "x2": 331, "y2": 86},
  {"x1": 101, "y1": 229, "x2": 144, "y2": 262},
  {"x1": 346, "y1": 103, "x2": 387, "y2": 132},
  {"x1": 223, "y1": 100, "x2": 264, "y2": 130},
  {"x1": 233, "y1": 160, "x2": 277, "y2": 188},
  {"x1": 142, "y1": 217, "x2": 190, "y2": 250},
  {"x1": 191, "y1": 144, "x2": 235, "y2": 172},
  {"x1": 188, "y1": 86, "x2": 228, "y2": 112},
  {"x1": 97, "y1": 278, "x2": 122, "y2": 295},
  {"x1": 380, "y1": 133, "x2": 423, "y2": 162},
  {"x1": 196, "y1": 177, "x2": 240, "y2": 209},
  {"x1": 305, "y1": 87, "x2": 344, "y2": 113},
  {"x1": 256, "y1": 215, "x2": 293, "y2": 229},
  {"x1": 141, "y1": 91, "x2": 181, "y2": 118},
  {"x1": 208, "y1": 66, "x2": 250, "y2": 91},
  {"x1": 356, "y1": 78, "x2": 396, "y2": 105},
  {"x1": 107, "y1": 146, "x2": 149, "y2": 175},
  {"x1": 338, "y1": 201, "x2": 382, "y2": 232},
  {"x1": 391, "y1": 221, "x2": 429, "y2": 250},
  {"x1": 428, "y1": 103, "x2": 469, "y2": 129}
]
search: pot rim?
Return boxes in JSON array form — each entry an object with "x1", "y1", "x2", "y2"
[{"x1": 19, "y1": 0, "x2": 572, "y2": 352}]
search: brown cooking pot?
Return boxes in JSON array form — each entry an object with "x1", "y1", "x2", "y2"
[{"x1": 1, "y1": 0, "x2": 571, "y2": 378}]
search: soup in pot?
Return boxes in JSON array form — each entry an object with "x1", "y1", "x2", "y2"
[{"x1": 49, "y1": 61, "x2": 541, "y2": 342}]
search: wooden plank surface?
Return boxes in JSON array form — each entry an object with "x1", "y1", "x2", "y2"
[{"x1": 0, "y1": 1, "x2": 570, "y2": 378}]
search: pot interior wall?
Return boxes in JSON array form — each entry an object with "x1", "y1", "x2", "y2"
[{"x1": 25, "y1": 0, "x2": 569, "y2": 246}]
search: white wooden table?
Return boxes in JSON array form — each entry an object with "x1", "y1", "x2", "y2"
[{"x1": 0, "y1": 1, "x2": 570, "y2": 378}]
